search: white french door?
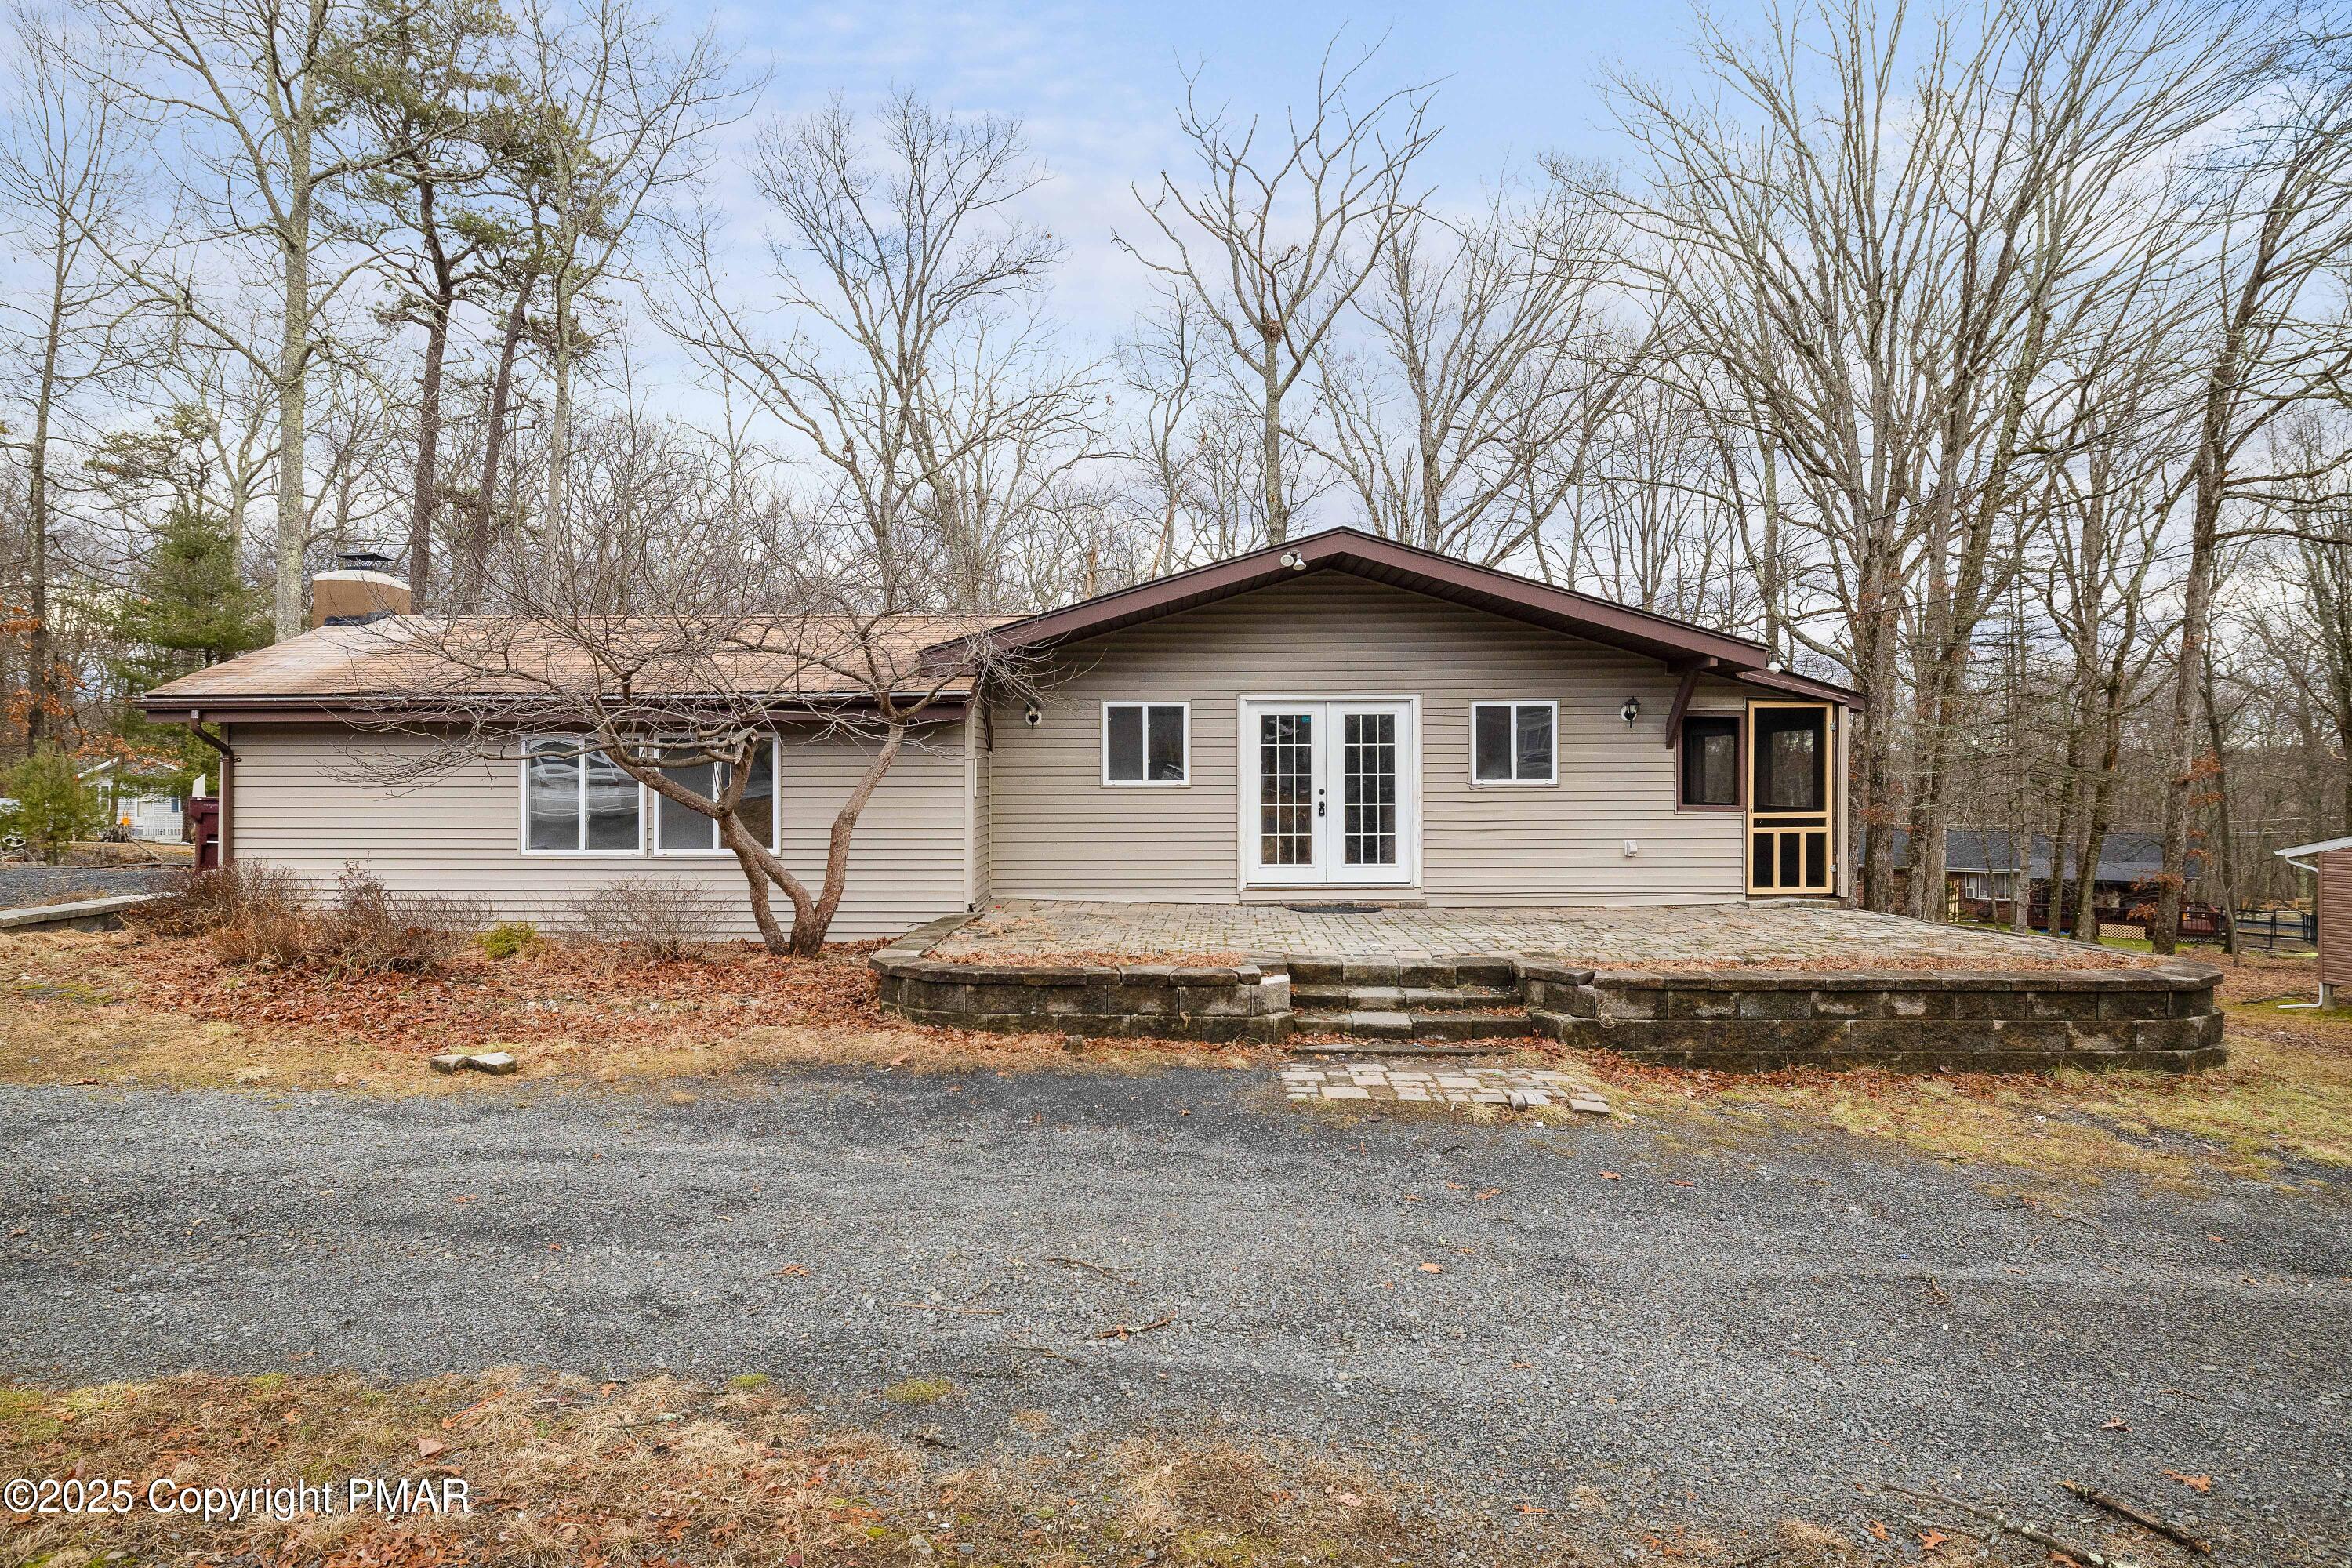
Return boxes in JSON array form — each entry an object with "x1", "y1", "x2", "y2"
[{"x1": 1241, "y1": 699, "x2": 1415, "y2": 885}]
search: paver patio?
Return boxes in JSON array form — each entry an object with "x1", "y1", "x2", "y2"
[{"x1": 933, "y1": 898, "x2": 2146, "y2": 969}]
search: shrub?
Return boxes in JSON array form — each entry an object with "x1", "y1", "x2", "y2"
[
  {"x1": 564, "y1": 880, "x2": 720, "y2": 962},
  {"x1": 137, "y1": 862, "x2": 486, "y2": 977},
  {"x1": 123, "y1": 863, "x2": 306, "y2": 940},
  {"x1": 477, "y1": 920, "x2": 538, "y2": 960},
  {"x1": 6, "y1": 747, "x2": 100, "y2": 863}
]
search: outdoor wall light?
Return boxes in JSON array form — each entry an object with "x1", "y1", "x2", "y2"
[
  {"x1": 1279, "y1": 551, "x2": 1307, "y2": 571},
  {"x1": 1620, "y1": 697, "x2": 1641, "y2": 726},
  {"x1": 1023, "y1": 703, "x2": 1042, "y2": 728}
]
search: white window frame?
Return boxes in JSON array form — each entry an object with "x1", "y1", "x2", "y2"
[
  {"x1": 518, "y1": 736, "x2": 646, "y2": 856},
  {"x1": 1469, "y1": 700, "x2": 1557, "y2": 786},
  {"x1": 651, "y1": 736, "x2": 780, "y2": 856},
  {"x1": 1101, "y1": 701, "x2": 1190, "y2": 787}
]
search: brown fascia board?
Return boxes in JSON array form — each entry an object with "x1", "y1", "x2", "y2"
[
  {"x1": 136, "y1": 692, "x2": 972, "y2": 725},
  {"x1": 950, "y1": 527, "x2": 1823, "y2": 684}
]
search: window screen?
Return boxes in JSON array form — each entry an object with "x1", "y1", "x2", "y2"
[
  {"x1": 1105, "y1": 704, "x2": 1186, "y2": 783},
  {"x1": 1472, "y1": 703, "x2": 1553, "y2": 783}
]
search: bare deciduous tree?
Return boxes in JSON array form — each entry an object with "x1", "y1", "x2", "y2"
[{"x1": 1119, "y1": 38, "x2": 1437, "y2": 545}]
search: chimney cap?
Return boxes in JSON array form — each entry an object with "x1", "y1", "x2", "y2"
[{"x1": 336, "y1": 548, "x2": 398, "y2": 572}]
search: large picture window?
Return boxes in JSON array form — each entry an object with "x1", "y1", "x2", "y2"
[
  {"x1": 1471, "y1": 702, "x2": 1555, "y2": 785},
  {"x1": 655, "y1": 741, "x2": 778, "y2": 853},
  {"x1": 524, "y1": 739, "x2": 642, "y2": 853},
  {"x1": 1103, "y1": 702, "x2": 1188, "y2": 785},
  {"x1": 1678, "y1": 714, "x2": 1741, "y2": 809}
]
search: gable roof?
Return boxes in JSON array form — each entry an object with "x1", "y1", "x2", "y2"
[{"x1": 957, "y1": 527, "x2": 1857, "y2": 702}]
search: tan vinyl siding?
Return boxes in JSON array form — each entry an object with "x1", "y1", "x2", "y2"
[
  {"x1": 226, "y1": 720, "x2": 970, "y2": 941},
  {"x1": 967, "y1": 708, "x2": 991, "y2": 906},
  {"x1": 989, "y1": 573, "x2": 1764, "y2": 906}
]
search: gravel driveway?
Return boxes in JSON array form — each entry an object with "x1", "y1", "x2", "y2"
[
  {"x1": 4, "y1": 1070, "x2": 2346, "y2": 1561},
  {"x1": 0, "y1": 864, "x2": 180, "y2": 909}
]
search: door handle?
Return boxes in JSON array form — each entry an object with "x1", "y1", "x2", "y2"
[{"x1": 1316, "y1": 788, "x2": 1327, "y2": 818}]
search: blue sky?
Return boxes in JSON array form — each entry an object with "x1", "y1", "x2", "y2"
[{"x1": 706, "y1": 0, "x2": 1716, "y2": 341}]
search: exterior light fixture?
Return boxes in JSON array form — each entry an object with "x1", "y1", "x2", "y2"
[
  {"x1": 1023, "y1": 703, "x2": 1042, "y2": 728},
  {"x1": 1279, "y1": 551, "x2": 1306, "y2": 571},
  {"x1": 1620, "y1": 697, "x2": 1640, "y2": 725}
]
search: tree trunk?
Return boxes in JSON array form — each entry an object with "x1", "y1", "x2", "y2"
[
  {"x1": 799, "y1": 722, "x2": 906, "y2": 956},
  {"x1": 469, "y1": 277, "x2": 532, "y2": 606},
  {"x1": 271, "y1": 36, "x2": 318, "y2": 643},
  {"x1": 24, "y1": 224, "x2": 67, "y2": 750},
  {"x1": 1259, "y1": 345, "x2": 1285, "y2": 545},
  {"x1": 405, "y1": 178, "x2": 454, "y2": 608},
  {"x1": 2201, "y1": 659, "x2": 2241, "y2": 957}
]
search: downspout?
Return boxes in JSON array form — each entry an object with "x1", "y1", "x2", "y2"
[{"x1": 187, "y1": 710, "x2": 238, "y2": 866}]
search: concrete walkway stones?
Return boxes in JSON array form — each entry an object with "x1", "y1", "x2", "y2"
[{"x1": 1280, "y1": 1062, "x2": 1611, "y2": 1114}]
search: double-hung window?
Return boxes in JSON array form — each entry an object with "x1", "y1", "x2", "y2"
[
  {"x1": 1471, "y1": 702, "x2": 1555, "y2": 785},
  {"x1": 1678, "y1": 713, "x2": 1741, "y2": 810},
  {"x1": 524, "y1": 739, "x2": 643, "y2": 853},
  {"x1": 1103, "y1": 702, "x2": 1188, "y2": 785},
  {"x1": 653, "y1": 740, "x2": 779, "y2": 854}
]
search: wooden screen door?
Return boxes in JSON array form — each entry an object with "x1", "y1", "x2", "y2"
[
  {"x1": 1747, "y1": 701, "x2": 1835, "y2": 895},
  {"x1": 1243, "y1": 700, "x2": 1413, "y2": 884}
]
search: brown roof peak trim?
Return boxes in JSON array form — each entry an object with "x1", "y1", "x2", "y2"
[{"x1": 939, "y1": 527, "x2": 1858, "y2": 703}]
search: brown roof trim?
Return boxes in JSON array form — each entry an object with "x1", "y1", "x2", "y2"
[
  {"x1": 956, "y1": 527, "x2": 1858, "y2": 701},
  {"x1": 136, "y1": 694, "x2": 971, "y2": 725}
]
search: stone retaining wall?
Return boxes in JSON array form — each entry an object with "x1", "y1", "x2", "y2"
[
  {"x1": 1523, "y1": 960, "x2": 2225, "y2": 1072},
  {"x1": 873, "y1": 916, "x2": 2226, "y2": 1070},
  {"x1": 873, "y1": 915, "x2": 1293, "y2": 1044}
]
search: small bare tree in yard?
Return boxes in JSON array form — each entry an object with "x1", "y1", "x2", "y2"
[{"x1": 362, "y1": 416, "x2": 1033, "y2": 956}]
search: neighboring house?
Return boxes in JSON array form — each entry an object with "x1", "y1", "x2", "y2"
[
  {"x1": 77, "y1": 759, "x2": 187, "y2": 843},
  {"x1": 1888, "y1": 826, "x2": 2165, "y2": 924},
  {"x1": 136, "y1": 529, "x2": 1857, "y2": 939}
]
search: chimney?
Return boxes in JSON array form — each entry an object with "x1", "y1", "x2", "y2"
[{"x1": 309, "y1": 550, "x2": 413, "y2": 629}]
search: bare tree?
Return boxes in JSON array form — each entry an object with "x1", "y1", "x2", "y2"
[
  {"x1": 2149, "y1": 48, "x2": 2352, "y2": 952},
  {"x1": 1118, "y1": 38, "x2": 1437, "y2": 545},
  {"x1": 661, "y1": 92, "x2": 1096, "y2": 613},
  {"x1": 369, "y1": 414, "x2": 1029, "y2": 954},
  {"x1": 0, "y1": 2, "x2": 142, "y2": 744},
  {"x1": 1315, "y1": 172, "x2": 1632, "y2": 563}
]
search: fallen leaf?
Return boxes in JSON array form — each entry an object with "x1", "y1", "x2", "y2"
[
  {"x1": 452, "y1": 1195, "x2": 477, "y2": 1205},
  {"x1": 1670, "y1": 1179, "x2": 1695, "y2": 1187},
  {"x1": 772, "y1": 1264, "x2": 810, "y2": 1278},
  {"x1": 1333, "y1": 1491, "x2": 1363, "y2": 1508},
  {"x1": 416, "y1": 1438, "x2": 445, "y2": 1457},
  {"x1": 1599, "y1": 1171, "x2": 1623, "y2": 1181},
  {"x1": 1919, "y1": 1529, "x2": 1949, "y2": 1549},
  {"x1": 1515, "y1": 1502, "x2": 1549, "y2": 1515},
  {"x1": 2163, "y1": 1469, "x2": 2212, "y2": 1493},
  {"x1": 2101, "y1": 1417, "x2": 2130, "y2": 1431},
  {"x1": 1419, "y1": 1262, "x2": 1446, "y2": 1273},
  {"x1": 1869, "y1": 1519, "x2": 1891, "y2": 1541}
]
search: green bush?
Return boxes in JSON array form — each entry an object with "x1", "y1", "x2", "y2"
[
  {"x1": 6, "y1": 747, "x2": 100, "y2": 863},
  {"x1": 477, "y1": 920, "x2": 537, "y2": 960}
]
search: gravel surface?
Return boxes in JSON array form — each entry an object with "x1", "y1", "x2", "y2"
[
  {"x1": 0, "y1": 865, "x2": 180, "y2": 909},
  {"x1": 4, "y1": 1071, "x2": 2346, "y2": 1560}
]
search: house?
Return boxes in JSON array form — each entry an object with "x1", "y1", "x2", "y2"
[
  {"x1": 2278, "y1": 835, "x2": 2351, "y2": 1003},
  {"x1": 1887, "y1": 826, "x2": 2165, "y2": 926},
  {"x1": 135, "y1": 528, "x2": 1857, "y2": 938}
]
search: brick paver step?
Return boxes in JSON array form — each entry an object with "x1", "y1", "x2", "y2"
[
  {"x1": 1289, "y1": 1037, "x2": 1517, "y2": 1057},
  {"x1": 1406, "y1": 1010, "x2": 1537, "y2": 1041}
]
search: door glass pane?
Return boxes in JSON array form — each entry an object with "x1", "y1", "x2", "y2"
[
  {"x1": 1515, "y1": 705, "x2": 1552, "y2": 782},
  {"x1": 1342, "y1": 712, "x2": 1398, "y2": 866},
  {"x1": 1473, "y1": 705, "x2": 1512, "y2": 782},
  {"x1": 1260, "y1": 713, "x2": 1314, "y2": 866},
  {"x1": 1751, "y1": 832, "x2": 1773, "y2": 888},
  {"x1": 659, "y1": 759, "x2": 717, "y2": 851},
  {"x1": 733, "y1": 743, "x2": 775, "y2": 850},
  {"x1": 526, "y1": 742, "x2": 579, "y2": 851},
  {"x1": 1106, "y1": 706, "x2": 1144, "y2": 781},
  {"x1": 1145, "y1": 706, "x2": 1185, "y2": 781},
  {"x1": 583, "y1": 752, "x2": 639, "y2": 849},
  {"x1": 1751, "y1": 708, "x2": 1825, "y2": 811},
  {"x1": 1804, "y1": 830, "x2": 1827, "y2": 888}
]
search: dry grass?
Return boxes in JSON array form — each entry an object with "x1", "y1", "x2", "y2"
[
  {"x1": 0, "y1": 1369, "x2": 1667, "y2": 1567},
  {"x1": 1585, "y1": 971, "x2": 2352, "y2": 1189},
  {"x1": 0, "y1": 927, "x2": 1265, "y2": 1094}
]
